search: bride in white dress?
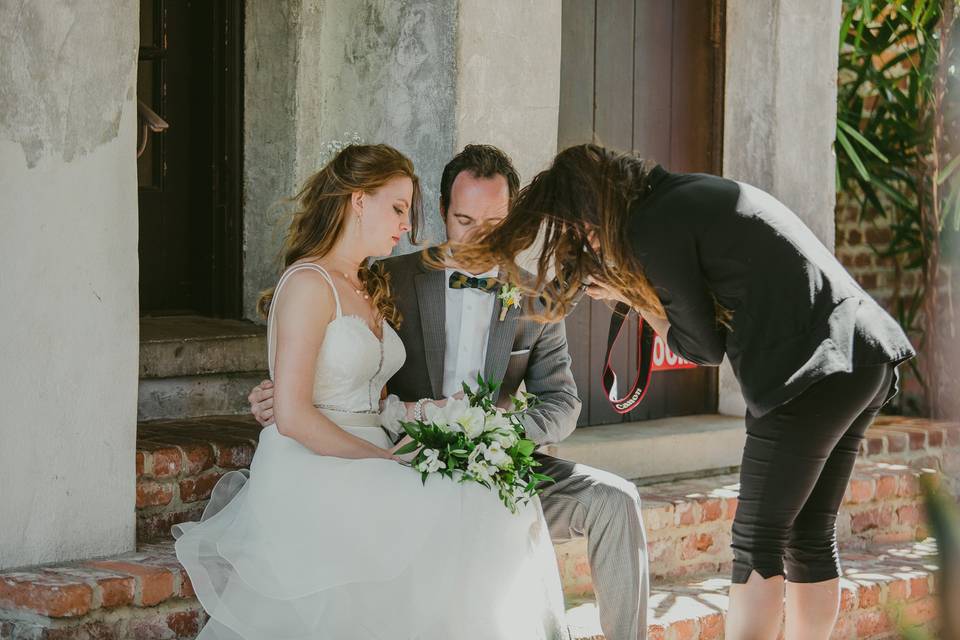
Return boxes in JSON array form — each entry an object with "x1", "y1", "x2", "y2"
[{"x1": 172, "y1": 144, "x2": 567, "y2": 640}]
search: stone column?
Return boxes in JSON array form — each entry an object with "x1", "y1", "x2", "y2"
[
  {"x1": 719, "y1": 0, "x2": 842, "y2": 415},
  {"x1": 0, "y1": 2, "x2": 139, "y2": 569}
]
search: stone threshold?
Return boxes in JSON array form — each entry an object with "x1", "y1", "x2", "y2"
[{"x1": 544, "y1": 414, "x2": 747, "y2": 482}]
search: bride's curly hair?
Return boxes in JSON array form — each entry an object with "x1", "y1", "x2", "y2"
[
  {"x1": 446, "y1": 143, "x2": 665, "y2": 322},
  {"x1": 257, "y1": 144, "x2": 422, "y2": 325}
]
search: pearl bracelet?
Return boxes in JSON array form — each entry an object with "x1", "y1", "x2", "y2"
[{"x1": 413, "y1": 398, "x2": 427, "y2": 422}]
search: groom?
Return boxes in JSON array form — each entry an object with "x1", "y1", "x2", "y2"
[{"x1": 249, "y1": 145, "x2": 650, "y2": 640}]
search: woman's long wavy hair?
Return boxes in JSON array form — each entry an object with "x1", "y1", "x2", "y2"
[
  {"x1": 257, "y1": 144, "x2": 422, "y2": 325},
  {"x1": 449, "y1": 143, "x2": 665, "y2": 322}
]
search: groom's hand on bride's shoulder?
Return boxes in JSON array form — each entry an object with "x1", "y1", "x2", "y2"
[{"x1": 249, "y1": 380, "x2": 275, "y2": 426}]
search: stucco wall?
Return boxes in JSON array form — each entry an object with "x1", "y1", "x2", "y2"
[
  {"x1": 242, "y1": 0, "x2": 458, "y2": 320},
  {"x1": 719, "y1": 0, "x2": 842, "y2": 415},
  {"x1": 455, "y1": 0, "x2": 562, "y2": 186},
  {"x1": 0, "y1": 1, "x2": 139, "y2": 569}
]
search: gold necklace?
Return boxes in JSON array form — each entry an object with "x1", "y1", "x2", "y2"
[{"x1": 340, "y1": 271, "x2": 369, "y2": 300}]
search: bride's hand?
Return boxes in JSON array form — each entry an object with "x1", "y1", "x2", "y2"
[{"x1": 583, "y1": 276, "x2": 630, "y2": 305}]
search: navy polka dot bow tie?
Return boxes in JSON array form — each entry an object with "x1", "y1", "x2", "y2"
[{"x1": 448, "y1": 271, "x2": 499, "y2": 292}]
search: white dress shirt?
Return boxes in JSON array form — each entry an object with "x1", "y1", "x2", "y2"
[{"x1": 442, "y1": 266, "x2": 499, "y2": 398}]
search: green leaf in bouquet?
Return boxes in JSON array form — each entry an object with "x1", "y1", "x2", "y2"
[
  {"x1": 531, "y1": 472, "x2": 556, "y2": 485},
  {"x1": 515, "y1": 440, "x2": 536, "y2": 457},
  {"x1": 394, "y1": 441, "x2": 421, "y2": 456}
]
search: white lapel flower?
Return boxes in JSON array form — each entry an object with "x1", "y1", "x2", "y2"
[{"x1": 498, "y1": 283, "x2": 522, "y2": 321}]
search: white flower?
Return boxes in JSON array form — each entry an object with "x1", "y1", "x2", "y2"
[
  {"x1": 457, "y1": 406, "x2": 487, "y2": 439},
  {"x1": 468, "y1": 445, "x2": 495, "y2": 484},
  {"x1": 484, "y1": 410, "x2": 511, "y2": 433},
  {"x1": 489, "y1": 428, "x2": 519, "y2": 449},
  {"x1": 424, "y1": 398, "x2": 468, "y2": 433},
  {"x1": 415, "y1": 448, "x2": 446, "y2": 474},
  {"x1": 482, "y1": 441, "x2": 513, "y2": 468}
]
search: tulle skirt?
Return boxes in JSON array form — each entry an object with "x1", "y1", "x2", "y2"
[{"x1": 173, "y1": 411, "x2": 567, "y2": 640}]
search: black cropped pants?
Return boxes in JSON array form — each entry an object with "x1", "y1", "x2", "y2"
[{"x1": 731, "y1": 363, "x2": 897, "y2": 584}]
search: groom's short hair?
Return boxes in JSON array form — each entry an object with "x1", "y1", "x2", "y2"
[{"x1": 439, "y1": 144, "x2": 520, "y2": 214}]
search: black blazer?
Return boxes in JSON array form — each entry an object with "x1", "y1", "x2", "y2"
[{"x1": 628, "y1": 165, "x2": 915, "y2": 418}]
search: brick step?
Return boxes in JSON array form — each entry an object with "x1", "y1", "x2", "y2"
[
  {"x1": 133, "y1": 417, "x2": 955, "y2": 587},
  {"x1": 0, "y1": 540, "x2": 939, "y2": 640},
  {"x1": 138, "y1": 317, "x2": 267, "y2": 421},
  {"x1": 567, "y1": 539, "x2": 940, "y2": 640},
  {"x1": 558, "y1": 458, "x2": 939, "y2": 595}
]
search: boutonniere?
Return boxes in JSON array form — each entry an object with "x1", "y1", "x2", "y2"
[{"x1": 497, "y1": 283, "x2": 522, "y2": 321}]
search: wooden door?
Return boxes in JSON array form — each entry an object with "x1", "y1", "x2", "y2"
[
  {"x1": 559, "y1": 0, "x2": 725, "y2": 426},
  {"x1": 137, "y1": 0, "x2": 244, "y2": 318}
]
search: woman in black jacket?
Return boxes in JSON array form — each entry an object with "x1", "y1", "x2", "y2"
[{"x1": 454, "y1": 144, "x2": 915, "y2": 640}]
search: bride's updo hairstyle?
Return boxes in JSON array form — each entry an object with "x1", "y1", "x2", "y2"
[
  {"x1": 450, "y1": 143, "x2": 664, "y2": 322},
  {"x1": 257, "y1": 144, "x2": 423, "y2": 325}
]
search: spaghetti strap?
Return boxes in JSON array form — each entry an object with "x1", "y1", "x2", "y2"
[{"x1": 267, "y1": 263, "x2": 342, "y2": 378}]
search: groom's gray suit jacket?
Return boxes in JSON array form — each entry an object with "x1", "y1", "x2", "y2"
[{"x1": 380, "y1": 250, "x2": 581, "y2": 445}]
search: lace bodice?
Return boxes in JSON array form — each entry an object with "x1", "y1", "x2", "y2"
[{"x1": 267, "y1": 264, "x2": 406, "y2": 413}]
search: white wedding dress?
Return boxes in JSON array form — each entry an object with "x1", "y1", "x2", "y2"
[{"x1": 173, "y1": 263, "x2": 567, "y2": 640}]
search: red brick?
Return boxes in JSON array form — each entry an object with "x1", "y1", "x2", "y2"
[
  {"x1": 214, "y1": 441, "x2": 255, "y2": 468},
  {"x1": 898, "y1": 474, "x2": 920, "y2": 497},
  {"x1": 725, "y1": 497, "x2": 738, "y2": 519},
  {"x1": 648, "y1": 624, "x2": 666, "y2": 640},
  {"x1": 847, "y1": 229, "x2": 863, "y2": 245},
  {"x1": 136, "y1": 481, "x2": 174, "y2": 508},
  {"x1": 96, "y1": 573, "x2": 135, "y2": 609},
  {"x1": 151, "y1": 448, "x2": 183, "y2": 478},
  {"x1": 674, "y1": 502, "x2": 697, "y2": 526},
  {"x1": 680, "y1": 533, "x2": 715, "y2": 560},
  {"x1": 699, "y1": 613, "x2": 724, "y2": 640},
  {"x1": 840, "y1": 586, "x2": 856, "y2": 611},
  {"x1": 855, "y1": 609, "x2": 892, "y2": 637},
  {"x1": 700, "y1": 499, "x2": 724, "y2": 522},
  {"x1": 854, "y1": 252, "x2": 872, "y2": 267},
  {"x1": 85, "y1": 561, "x2": 173, "y2": 607},
  {"x1": 897, "y1": 504, "x2": 921, "y2": 527},
  {"x1": 887, "y1": 433, "x2": 908, "y2": 453},
  {"x1": 182, "y1": 443, "x2": 215, "y2": 475},
  {"x1": 909, "y1": 575, "x2": 929, "y2": 600},
  {"x1": 670, "y1": 618, "x2": 697, "y2": 640},
  {"x1": 887, "y1": 579, "x2": 909, "y2": 603},
  {"x1": 903, "y1": 597, "x2": 938, "y2": 624},
  {"x1": 908, "y1": 430, "x2": 927, "y2": 450},
  {"x1": 875, "y1": 474, "x2": 897, "y2": 499},
  {"x1": 865, "y1": 437, "x2": 885, "y2": 456},
  {"x1": 167, "y1": 608, "x2": 205, "y2": 636},
  {"x1": 858, "y1": 583, "x2": 881, "y2": 609},
  {"x1": 179, "y1": 573, "x2": 195, "y2": 599},
  {"x1": 847, "y1": 478, "x2": 874, "y2": 504},
  {"x1": 851, "y1": 508, "x2": 881, "y2": 533},
  {"x1": 927, "y1": 428, "x2": 944, "y2": 447},
  {"x1": 179, "y1": 471, "x2": 223, "y2": 503},
  {"x1": 0, "y1": 573, "x2": 93, "y2": 617},
  {"x1": 865, "y1": 227, "x2": 892, "y2": 245},
  {"x1": 858, "y1": 273, "x2": 878, "y2": 290},
  {"x1": 135, "y1": 451, "x2": 145, "y2": 478}
]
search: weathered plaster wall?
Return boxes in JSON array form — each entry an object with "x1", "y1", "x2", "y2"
[
  {"x1": 455, "y1": 0, "x2": 562, "y2": 186},
  {"x1": 719, "y1": 0, "x2": 842, "y2": 416},
  {"x1": 243, "y1": 0, "x2": 458, "y2": 320},
  {"x1": 0, "y1": 1, "x2": 139, "y2": 569}
]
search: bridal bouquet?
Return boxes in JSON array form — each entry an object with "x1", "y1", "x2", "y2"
[{"x1": 391, "y1": 376, "x2": 553, "y2": 513}]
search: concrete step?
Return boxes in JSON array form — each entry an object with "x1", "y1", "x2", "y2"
[
  {"x1": 138, "y1": 316, "x2": 267, "y2": 421},
  {"x1": 0, "y1": 540, "x2": 939, "y2": 640}
]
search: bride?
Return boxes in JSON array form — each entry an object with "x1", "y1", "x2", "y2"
[{"x1": 172, "y1": 144, "x2": 567, "y2": 640}]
